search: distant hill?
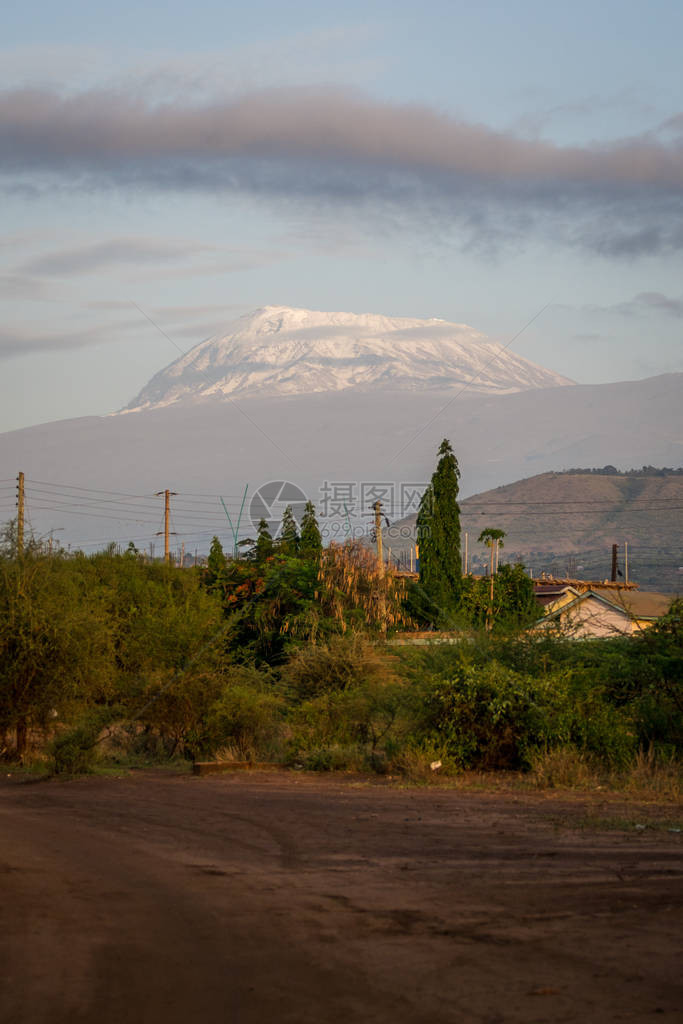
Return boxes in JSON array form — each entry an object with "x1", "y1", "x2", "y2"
[{"x1": 382, "y1": 470, "x2": 683, "y2": 593}]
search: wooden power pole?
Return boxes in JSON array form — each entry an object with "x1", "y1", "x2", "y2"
[
  {"x1": 373, "y1": 500, "x2": 388, "y2": 633},
  {"x1": 373, "y1": 500, "x2": 384, "y2": 574},
  {"x1": 16, "y1": 471, "x2": 24, "y2": 555},
  {"x1": 156, "y1": 489, "x2": 177, "y2": 564},
  {"x1": 611, "y1": 543, "x2": 618, "y2": 583},
  {"x1": 486, "y1": 540, "x2": 496, "y2": 632}
]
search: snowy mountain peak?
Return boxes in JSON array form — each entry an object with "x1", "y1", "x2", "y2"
[{"x1": 123, "y1": 305, "x2": 573, "y2": 412}]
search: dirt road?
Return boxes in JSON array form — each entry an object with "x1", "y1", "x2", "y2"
[{"x1": 0, "y1": 770, "x2": 680, "y2": 1023}]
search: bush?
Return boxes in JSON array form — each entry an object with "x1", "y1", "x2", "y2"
[
  {"x1": 50, "y1": 724, "x2": 100, "y2": 774},
  {"x1": 405, "y1": 653, "x2": 639, "y2": 771},
  {"x1": 204, "y1": 679, "x2": 285, "y2": 761},
  {"x1": 281, "y1": 633, "x2": 396, "y2": 700},
  {"x1": 419, "y1": 663, "x2": 563, "y2": 769},
  {"x1": 283, "y1": 635, "x2": 410, "y2": 769}
]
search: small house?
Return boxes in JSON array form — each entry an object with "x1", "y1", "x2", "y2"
[{"x1": 533, "y1": 582, "x2": 672, "y2": 639}]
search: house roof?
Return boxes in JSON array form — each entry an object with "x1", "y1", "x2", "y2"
[
  {"x1": 590, "y1": 588, "x2": 673, "y2": 619},
  {"x1": 538, "y1": 587, "x2": 673, "y2": 625},
  {"x1": 533, "y1": 575, "x2": 639, "y2": 592},
  {"x1": 534, "y1": 584, "x2": 579, "y2": 607}
]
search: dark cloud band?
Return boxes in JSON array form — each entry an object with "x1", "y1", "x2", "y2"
[
  {"x1": 1, "y1": 86, "x2": 681, "y2": 185},
  {"x1": 2, "y1": 86, "x2": 682, "y2": 255}
]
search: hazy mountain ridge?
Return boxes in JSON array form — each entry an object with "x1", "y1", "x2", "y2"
[{"x1": 124, "y1": 305, "x2": 574, "y2": 411}]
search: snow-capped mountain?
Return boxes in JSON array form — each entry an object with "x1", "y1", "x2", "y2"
[{"x1": 124, "y1": 306, "x2": 573, "y2": 412}]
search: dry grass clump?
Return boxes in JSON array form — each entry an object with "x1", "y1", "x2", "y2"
[
  {"x1": 281, "y1": 632, "x2": 398, "y2": 699},
  {"x1": 528, "y1": 747, "x2": 598, "y2": 789},
  {"x1": 528, "y1": 746, "x2": 682, "y2": 800},
  {"x1": 621, "y1": 748, "x2": 681, "y2": 801},
  {"x1": 317, "y1": 542, "x2": 413, "y2": 631}
]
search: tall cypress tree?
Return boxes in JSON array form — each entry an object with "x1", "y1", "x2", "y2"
[
  {"x1": 416, "y1": 438, "x2": 462, "y2": 614},
  {"x1": 204, "y1": 535, "x2": 227, "y2": 589},
  {"x1": 299, "y1": 500, "x2": 323, "y2": 559},
  {"x1": 254, "y1": 518, "x2": 274, "y2": 562},
  {"x1": 279, "y1": 505, "x2": 300, "y2": 556}
]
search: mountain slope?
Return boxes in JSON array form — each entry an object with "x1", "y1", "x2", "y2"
[
  {"x1": 125, "y1": 305, "x2": 573, "y2": 411},
  {"x1": 1, "y1": 373, "x2": 681, "y2": 559},
  {"x1": 381, "y1": 470, "x2": 683, "y2": 592}
]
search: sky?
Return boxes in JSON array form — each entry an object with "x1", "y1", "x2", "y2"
[{"x1": 1, "y1": 0, "x2": 682, "y2": 433}]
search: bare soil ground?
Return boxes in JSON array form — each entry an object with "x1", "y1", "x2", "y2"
[{"x1": 0, "y1": 770, "x2": 681, "y2": 1024}]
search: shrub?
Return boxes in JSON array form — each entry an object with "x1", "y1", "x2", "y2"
[
  {"x1": 419, "y1": 663, "x2": 563, "y2": 769},
  {"x1": 282, "y1": 635, "x2": 411, "y2": 769},
  {"x1": 413, "y1": 658, "x2": 638, "y2": 770},
  {"x1": 204, "y1": 681, "x2": 285, "y2": 761},
  {"x1": 50, "y1": 723, "x2": 99, "y2": 774},
  {"x1": 281, "y1": 633, "x2": 397, "y2": 700}
]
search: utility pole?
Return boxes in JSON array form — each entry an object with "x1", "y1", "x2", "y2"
[
  {"x1": 47, "y1": 528, "x2": 63, "y2": 555},
  {"x1": 611, "y1": 543, "x2": 618, "y2": 583},
  {"x1": 463, "y1": 531, "x2": 468, "y2": 574},
  {"x1": 484, "y1": 536, "x2": 501, "y2": 633},
  {"x1": 373, "y1": 500, "x2": 387, "y2": 633},
  {"x1": 487, "y1": 540, "x2": 496, "y2": 631},
  {"x1": 16, "y1": 471, "x2": 24, "y2": 555},
  {"x1": 373, "y1": 500, "x2": 384, "y2": 574},
  {"x1": 156, "y1": 489, "x2": 177, "y2": 564},
  {"x1": 624, "y1": 541, "x2": 629, "y2": 583}
]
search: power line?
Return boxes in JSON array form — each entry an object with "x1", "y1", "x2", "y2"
[{"x1": 25, "y1": 478, "x2": 252, "y2": 501}]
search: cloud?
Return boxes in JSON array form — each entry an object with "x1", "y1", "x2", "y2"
[
  {"x1": 0, "y1": 274, "x2": 51, "y2": 299},
  {"x1": 0, "y1": 29, "x2": 381, "y2": 100},
  {"x1": 1, "y1": 86, "x2": 681, "y2": 187},
  {"x1": 0, "y1": 312, "x2": 169, "y2": 358},
  {"x1": 18, "y1": 237, "x2": 216, "y2": 276},
  {"x1": 16, "y1": 238, "x2": 285, "y2": 280},
  {"x1": 146, "y1": 302, "x2": 247, "y2": 320},
  {"x1": 0, "y1": 324, "x2": 111, "y2": 358},
  {"x1": 583, "y1": 291, "x2": 683, "y2": 319},
  {"x1": 0, "y1": 304, "x2": 252, "y2": 359},
  {"x1": 627, "y1": 291, "x2": 683, "y2": 317},
  {"x1": 1, "y1": 86, "x2": 683, "y2": 256}
]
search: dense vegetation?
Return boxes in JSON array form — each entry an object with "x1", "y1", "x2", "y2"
[
  {"x1": 1, "y1": 522, "x2": 680, "y2": 781},
  {"x1": 1, "y1": 447, "x2": 679, "y2": 779},
  {"x1": 561, "y1": 465, "x2": 683, "y2": 476}
]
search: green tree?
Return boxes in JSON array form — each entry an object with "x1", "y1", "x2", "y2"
[
  {"x1": 299, "y1": 501, "x2": 323, "y2": 559},
  {"x1": 478, "y1": 528, "x2": 506, "y2": 575},
  {"x1": 254, "y1": 519, "x2": 274, "y2": 562},
  {"x1": 279, "y1": 505, "x2": 300, "y2": 556},
  {"x1": 221, "y1": 554, "x2": 320, "y2": 664},
  {"x1": 493, "y1": 563, "x2": 539, "y2": 629},
  {"x1": 416, "y1": 439, "x2": 462, "y2": 617},
  {"x1": 206, "y1": 535, "x2": 227, "y2": 583},
  {"x1": 478, "y1": 528, "x2": 506, "y2": 631},
  {"x1": 0, "y1": 554, "x2": 114, "y2": 756}
]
